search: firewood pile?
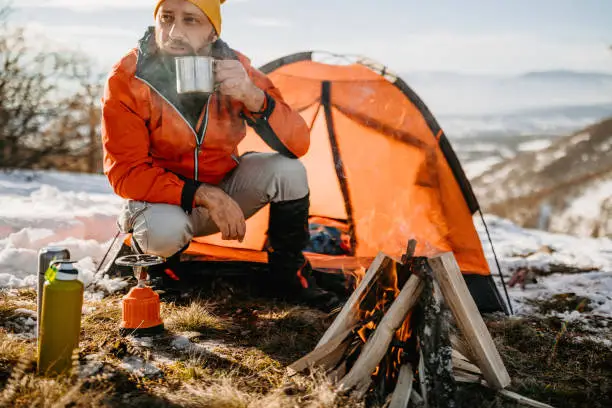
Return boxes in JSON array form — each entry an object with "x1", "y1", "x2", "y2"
[{"x1": 289, "y1": 240, "x2": 553, "y2": 408}]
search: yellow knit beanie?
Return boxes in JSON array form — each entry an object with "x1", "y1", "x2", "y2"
[{"x1": 154, "y1": 0, "x2": 225, "y2": 35}]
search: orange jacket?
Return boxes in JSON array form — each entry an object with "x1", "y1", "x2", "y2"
[{"x1": 101, "y1": 32, "x2": 309, "y2": 212}]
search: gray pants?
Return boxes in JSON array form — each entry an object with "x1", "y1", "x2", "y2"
[{"x1": 117, "y1": 153, "x2": 309, "y2": 258}]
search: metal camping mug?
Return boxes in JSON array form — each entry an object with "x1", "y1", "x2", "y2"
[{"x1": 175, "y1": 56, "x2": 216, "y2": 94}]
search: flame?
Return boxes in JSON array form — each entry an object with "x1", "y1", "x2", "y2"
[
  {"x1": 346, "y1": 266, "x2": 366, "y2": 288},
  {"x1": 354, "y1": 262, "x2": 401, "y2": 344},
  {"x1": 345, "y1": 258, "x2": 419, "y2": 394}
]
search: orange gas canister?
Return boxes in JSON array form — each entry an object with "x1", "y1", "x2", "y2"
[{"x1": 116, "y1": 255, "x2": 165, "y2": 336}]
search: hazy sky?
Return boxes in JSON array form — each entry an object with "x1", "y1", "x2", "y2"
[{"x1": 11, "y1": 0, "x2": 612, "y2": 76}]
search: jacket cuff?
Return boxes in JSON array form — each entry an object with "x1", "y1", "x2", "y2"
[
  {"x1": 242, "y1": 91, "x2": 271, "y2": 120},
  {"x1": 180, "y1": 179, "x2": 201, "y2": 213},
  {"x1": 243, "y1": 92, "x2": 268, "y2": 119}
]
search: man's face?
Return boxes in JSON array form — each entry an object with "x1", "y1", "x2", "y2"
[{"x1": 155, "y1": 0, "x2": 217, "y2": 55}]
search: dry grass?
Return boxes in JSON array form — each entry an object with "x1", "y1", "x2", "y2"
[
  {"x1": 166, "y1": 379, "x2": 252, "y2": 408},
  {"x1": 163, "y1": 372, "x2": 355, "y2": 408},
  {"x1": 0, "y1": 340, "x2": 109, "y2": 408},
  {"x1": 164, "y1": 301, "x2": 231, "y2": 334},
  {"x1": 0, "y1": 289, "x2": 38, "y2": 386},
  {"x1": 1, "y1": 287, "x2": 611, "y2": 407},
  {"x1": 479, "y1": 315, "x2": 612, "y2": 408},
  {"x1": 237, "y1": 306, "x2": 330, "y2": 363},
  {"x1": 0, "y1": 368, "x2": 109, "y2": 408},
  {"x1": 0, "y1": 334, "x2": 34, "y2": 368}
]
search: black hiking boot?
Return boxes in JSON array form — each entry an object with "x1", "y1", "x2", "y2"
[{"x1": 268, "y1": 196, "x2": 342, "y2": 313}]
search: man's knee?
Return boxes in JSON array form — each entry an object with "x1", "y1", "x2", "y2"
[
  {"x1": 257, "y1": 153, "x2": 309, "y2": 202},
  {"x1": 130, "y1": 204, "x2": 193, "y2": 258}
]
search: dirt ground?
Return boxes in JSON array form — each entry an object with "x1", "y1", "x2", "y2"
[{"x1": 0, "y1": 273, "x2": 610, "y2": 408}]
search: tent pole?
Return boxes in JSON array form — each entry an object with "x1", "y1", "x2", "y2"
[
  {"x1": 478, "y1": 210, "x2": 513, "y2": 315},
  {"x1": 95, "y1": 228, "x2": 121, "y2": 275},
  {"x1": 321, "y1": 80, "x2": 358, "y2": 255}
]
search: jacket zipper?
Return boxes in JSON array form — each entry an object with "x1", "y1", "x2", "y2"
[
  {"x1": 194, "y1": 97, "x2": 212, "y2": 180},
  {"x1": 134, "y1": 75, "x2": 212, "y2": 181}
]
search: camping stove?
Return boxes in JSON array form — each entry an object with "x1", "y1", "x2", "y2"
[{"x1": 116, "y1": 254, "x2": 165, "y2": 337}]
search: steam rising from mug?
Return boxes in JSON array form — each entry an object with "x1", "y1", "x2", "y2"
[{"x1": 175, "y1": 56, "x2": 216, "y2": 94}]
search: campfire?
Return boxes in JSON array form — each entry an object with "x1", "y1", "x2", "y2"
[{"x1": 289, "y1": 240, "x2": 552, "y2": 408}]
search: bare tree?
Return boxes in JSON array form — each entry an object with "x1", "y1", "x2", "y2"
[
  {"x1": 56, "y1": 54, "x2": 105, "y2": 173},
  {"x1": 0, "y1": 3, "x2": 104, "y2": 172}
]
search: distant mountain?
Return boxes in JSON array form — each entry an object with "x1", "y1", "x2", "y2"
[
  {"x1": 507, "y1": 102, "x2": 612, "y2": 118},
  {"x1": 519, "y1": 70, "x2": 612, "y2": 82},
  {"x1": 438, "y1": 102, "x2": 612, "y2": 138},
  {"x1": 397, "y1": 69, "x2": 612, "y2": 138},
  {"x1": 472, "y1": 117, "x2": 612, "y2": 238}
]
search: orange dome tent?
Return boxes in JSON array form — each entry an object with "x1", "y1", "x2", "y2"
[{"x1": 180, "y1": 52, "x2": 508, "y2": 313}]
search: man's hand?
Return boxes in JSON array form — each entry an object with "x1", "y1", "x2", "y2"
[
  {"x1": 215, "y1": 60, "x2": 265, "y2": 112},
  {"x1": 194, "y1": 184, "x2": 246, "y2": 242}
]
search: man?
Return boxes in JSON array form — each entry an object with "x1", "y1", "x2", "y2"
[{"x1": 101, "y1": 0, "x2": 339, "y2": 310}]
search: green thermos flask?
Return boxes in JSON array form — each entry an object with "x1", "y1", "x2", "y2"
[{"x1": 37, "y1": 261, "x2": 84, "y2": 375}]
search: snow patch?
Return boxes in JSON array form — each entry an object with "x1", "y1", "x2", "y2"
[
  {"x1": 79, "y1": 354, "x2": 105, "y2": 378},
  {"x1": 171, "y1": 335, "x2": 192, "y2": 350},
  {"x1": 517, "y1": 139, "x2": 552, "y2": 152},
  {"x1": 572, "y1": 336, "x2": 612, "y2": 348},
  {"x1": 120, "y1": 356, "x2": 161, "y2": 378},
  {"x1": 128, "y1": 336, "x2": 155, "y2": 348},
  {"x1": 0, "y1": 170, "x2": 125, "y2": 293},
  {"x1": 551, "y1": 179, "x2": 612, "y2": 237},
  {"x1": 478, "y1": 215, "x2": 612, "y2": 317},
  {"x1": 13, "y1": 308, "x2": 37, "y2": 318},
  {"x1": 464, "y1": 157, "x2": 503, "y2": 179},
  {"x1": 169, "y1": 334, "x2": 225, "y2": 357}
]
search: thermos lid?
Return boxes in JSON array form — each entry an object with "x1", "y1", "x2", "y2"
[
  {"x1": 56, "y1": 262, "x2": 77, "y2": 274},
  {"x1": 45, "y1": 246, "x2": 68, "y2": 252},
  {"x1": 52, "y1": 261, "x2": 79, "y2": 280}
]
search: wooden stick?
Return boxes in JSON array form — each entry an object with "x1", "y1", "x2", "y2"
[
  {"x1": 354, "y1": 379, "x2": 372, "y2": 400},
  {"x1": 453, "y1": 371, "x2": 482, "y2": 384},
  {"x1": 499, "y1": 389, "x2": 554, "y2": 408},
  {"x1": 453, "y1": 362, "x2": 482, "y2": 377},
  {"x1": 416, "y1": 263, "x2": 456, "y2": 408},
  {"x1": 451, "y1": 335, "x2": 477, "y2": 364},
  {"x1": 418, "y1": 348, "x2": 428, "y2": 408},
  {"x1": 288, "y1": 324, "x2": 356, "y2": 374},
  {"x1": 452, "y1": 350, "x2": 481, "y2": 375},
  {"x1": 339, "y1": 273, "x2": 423, "y2": 393},
  {"x1": 410, "y1": 389, "x2": 424, "y2": 407},
  {"x1": 429, "y1": 253, "x2": 511, "y2": 389},
  {"x1": 388, "y1": 363, "x2": 414, "y2": 408},
  {"x1": 401, "y1": 239, "x2": 417, "y2": 264},
  {"x1": 316, "y1": 253, "x2": 392, "y2": 348},
  {"x1": 321, "y1": 341, "x2": 351, "y2": 373},
  {"x1": 328, "y1": 361, "x2": 347, "y2": 383},
  {"x1": 451, "y1": 348, "x2": 471, "y2": 364},
  {"x1": 454, "y1": 377, "x2": 554, "y2": 408}
]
